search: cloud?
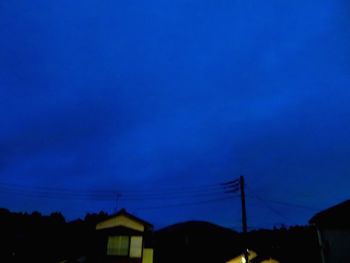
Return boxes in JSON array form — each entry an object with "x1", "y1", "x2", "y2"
[{"x1": 1, "y1": 0, "x2": 350, "y2": 226}]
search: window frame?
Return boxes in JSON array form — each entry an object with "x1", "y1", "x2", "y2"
[
  {"x1": 106, "y1": 235, "x2": 144, "y2": 258},
  {"x1": 107, "y1": 235, "x2": 130, "y2": 256}
]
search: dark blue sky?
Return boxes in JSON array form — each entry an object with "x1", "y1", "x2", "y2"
[{"x1": 1, "y1": 0, "x2": 350, "y2": 229}]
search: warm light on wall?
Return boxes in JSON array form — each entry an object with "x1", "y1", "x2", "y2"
[
  {"x1": 107, "y1": 236, "x2": 129, "y2": 256},
  {"x1": 226, "y1": 250, "x2": 257, "y2": 263},
  {"x1": 130, "y1": 236, "x2": 143, "y2": 258}
]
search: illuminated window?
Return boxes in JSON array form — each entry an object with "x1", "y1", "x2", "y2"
[
  {"x1": 129, "y1": 236, "x2": 143, "y2": 258},
  {"x1": 107, "y1": 236, "x2": 130, "y2": 256}
]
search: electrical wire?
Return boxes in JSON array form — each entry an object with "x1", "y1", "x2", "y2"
[
  {"x1": 130, "y1": 195, "x2": 240, "y2": 211},
  {"x1": 247, "y1": 194, "x2": 319, "y2": 211},
  {"x1": 0, "y1": 180, "x2": 238, "y2": 203}
]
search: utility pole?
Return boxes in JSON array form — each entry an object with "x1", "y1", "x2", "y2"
[
  {"x1": 240, "y1": 175, "x2": 249, "y2": 263},
  {"x1": 221, "y1": 176, "x2": 249, "y2": 263}
]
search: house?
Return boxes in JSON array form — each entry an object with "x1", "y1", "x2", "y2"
[
  {"x1": 226, "y1": 249, "x2": 257, "y2": 263},
  {"x1": 225, "y1": 249, "x2": 280, "y2": 263},
  {"x1": 310, "y1": 199, "x2": 350, "y2": 263},
  {"x1": 94, "y1": 209, "x2": 154, "y2": 263}
]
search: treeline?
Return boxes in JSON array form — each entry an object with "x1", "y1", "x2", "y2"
[
  {"x1": 0, "y1": 208, "x2": 108, "y2": 262},
  {"x1": 0, "y1": 208, "x2": 321, "y2": 263}
]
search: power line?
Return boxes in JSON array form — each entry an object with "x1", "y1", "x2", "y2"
[
  {"x1": 247, "y1": 194, "x2": 319, "y2": 211},
  {"x1": 0, "y1": 181, "x2": 235, "y2": 202},
  {"x1": 0, "y1": 181, "x2": 321, "y2": 211},
  {"x1": 130, "y1": 195, "x2": 240, "y2": 211},
  {"x1": 0, "y1": 181, "x2": 224, "y2": 196},
  {"x1": 248, "y1": 195, "x2": 289, "y2": 220}
]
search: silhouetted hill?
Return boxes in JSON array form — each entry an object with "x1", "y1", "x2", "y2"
[{"x1": 154, "y1": 221, "x2": 243, "y2": 263}]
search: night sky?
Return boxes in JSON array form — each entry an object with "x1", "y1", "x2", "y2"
[{"x1": 1, "y1": 0, "x2": 350, "y2": 230}]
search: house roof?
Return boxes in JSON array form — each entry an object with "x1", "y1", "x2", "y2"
[
  {"x1": 96, "y1": 208, "x2": 153, "y2": 231},
  {"x1": 310, "y1": 199, "x2": 350, "y2": 228},
  {"x1": 114, "y1": 208, "x2": 153, "y2": 228}
]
